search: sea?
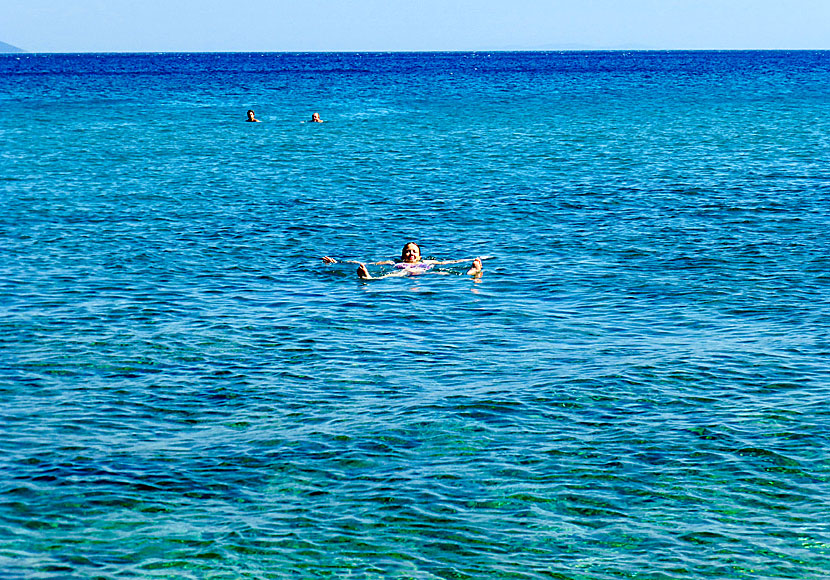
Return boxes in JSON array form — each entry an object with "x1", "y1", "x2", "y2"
[{"x1": 1, "y1": 51, "x2": 828, "y2": 579}]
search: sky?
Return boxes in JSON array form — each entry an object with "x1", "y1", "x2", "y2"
[{"x1": 1, "y1": 0, "x2": 829, "y2": 53}]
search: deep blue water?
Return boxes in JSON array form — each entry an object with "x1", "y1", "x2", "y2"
[{"x1": 1, "y1": 51, "x2": 829, "y2": 579}]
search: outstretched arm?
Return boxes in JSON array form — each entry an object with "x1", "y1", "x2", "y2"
[
  {"x1": 427, "y1": 255, "x2": 492, "y2": 266},
  {"x1": 322, "y1": 256, "x2": 394, "y2": 265},
  {"x1": 425, "y1": 256, "x2": 485, "y2": 275}
]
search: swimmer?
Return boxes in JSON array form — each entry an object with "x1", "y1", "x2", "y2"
[
  {"x1": 310, "y1": 112, "x2": 323, "y2": 123},
  {"x1": 322, "y1": 242, "x2": 484, "y2": 280},
  {"x1": 246, "y1": 109, "x2": 260, "y2": 122}
]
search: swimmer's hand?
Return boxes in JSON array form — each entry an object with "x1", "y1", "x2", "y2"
[{"x1": 466, "y1": 257, "x2": 483, "y2": 276}]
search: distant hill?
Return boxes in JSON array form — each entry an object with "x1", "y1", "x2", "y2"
[{"x1": 0, "y1": 41, "x2": 25, "y2": 53}]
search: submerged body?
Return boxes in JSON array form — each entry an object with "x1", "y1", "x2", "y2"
[{"x1": 394, "y1": 261, "x2": 434, "y2": 271}]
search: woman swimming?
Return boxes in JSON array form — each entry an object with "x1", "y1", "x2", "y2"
[{"x1": 322, "y1": 242, "x2": 483, "y2": 279}]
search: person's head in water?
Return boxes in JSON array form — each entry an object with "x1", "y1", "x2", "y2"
[
  {"x1": 400, "y1": 242, "x2": 421, "y2": 263},
  {"x1": 246, "y1": 110, "x2": 258, "y2": 122},
  {"x1": 310, "y1": 112, "x2": 322, "y2": 123}
]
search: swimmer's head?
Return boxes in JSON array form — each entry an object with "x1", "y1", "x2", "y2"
[
  {"x1": 311, "y1": 112, "x2": 321, "y2": 122},
  {"x1": 247, "y1": 110, "x2": 256, "y2": 120},
  {"x1": 400, "y1": 242, "x2": 421, "y2": 263}
]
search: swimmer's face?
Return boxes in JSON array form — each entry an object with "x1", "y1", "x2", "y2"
[
  {"x1": 401, "y1": 243, "x2": 420, "y2": 263},
  {"x1": 311, "y1": 113, "x2": 320, "y2": 121},
  {"x1": 247, "y1": 110, "x2": 255, "y2": 120}
]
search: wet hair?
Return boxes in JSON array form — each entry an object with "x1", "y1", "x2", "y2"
[
  {"x1": 400, "y1": 242, "x2": 421, "y2": 261},
  {"x1": 247, "y1": 110, "x2": 255, "y2": 116}
]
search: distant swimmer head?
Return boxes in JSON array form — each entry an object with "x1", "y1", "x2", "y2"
[
  {"x1": 400, "y1": 242, "x2": 421, "y2": 263},
  {"x1": 310, "y1": 112, "x2": 322, "y2": 123},
  {"x1": 246, "y1": 109, "x2": 258, "y2": 122}
]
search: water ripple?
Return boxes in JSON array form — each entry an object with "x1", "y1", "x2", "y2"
[{"x1": 1, "y1": 51, "x2": 829, "y2": 579}]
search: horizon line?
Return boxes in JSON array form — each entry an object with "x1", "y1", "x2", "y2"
[{"x1": 5, "y1": 47, "x2": 830, "y2": 55}]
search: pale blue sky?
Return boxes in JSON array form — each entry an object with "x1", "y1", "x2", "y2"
[{"x1": 2, "y1": 0, "x2": 829, "y2": 53}]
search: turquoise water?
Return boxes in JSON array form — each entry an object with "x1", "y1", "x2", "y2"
[{"x1": 1, "y1": 51, "x2": 829, "y2": 579}]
